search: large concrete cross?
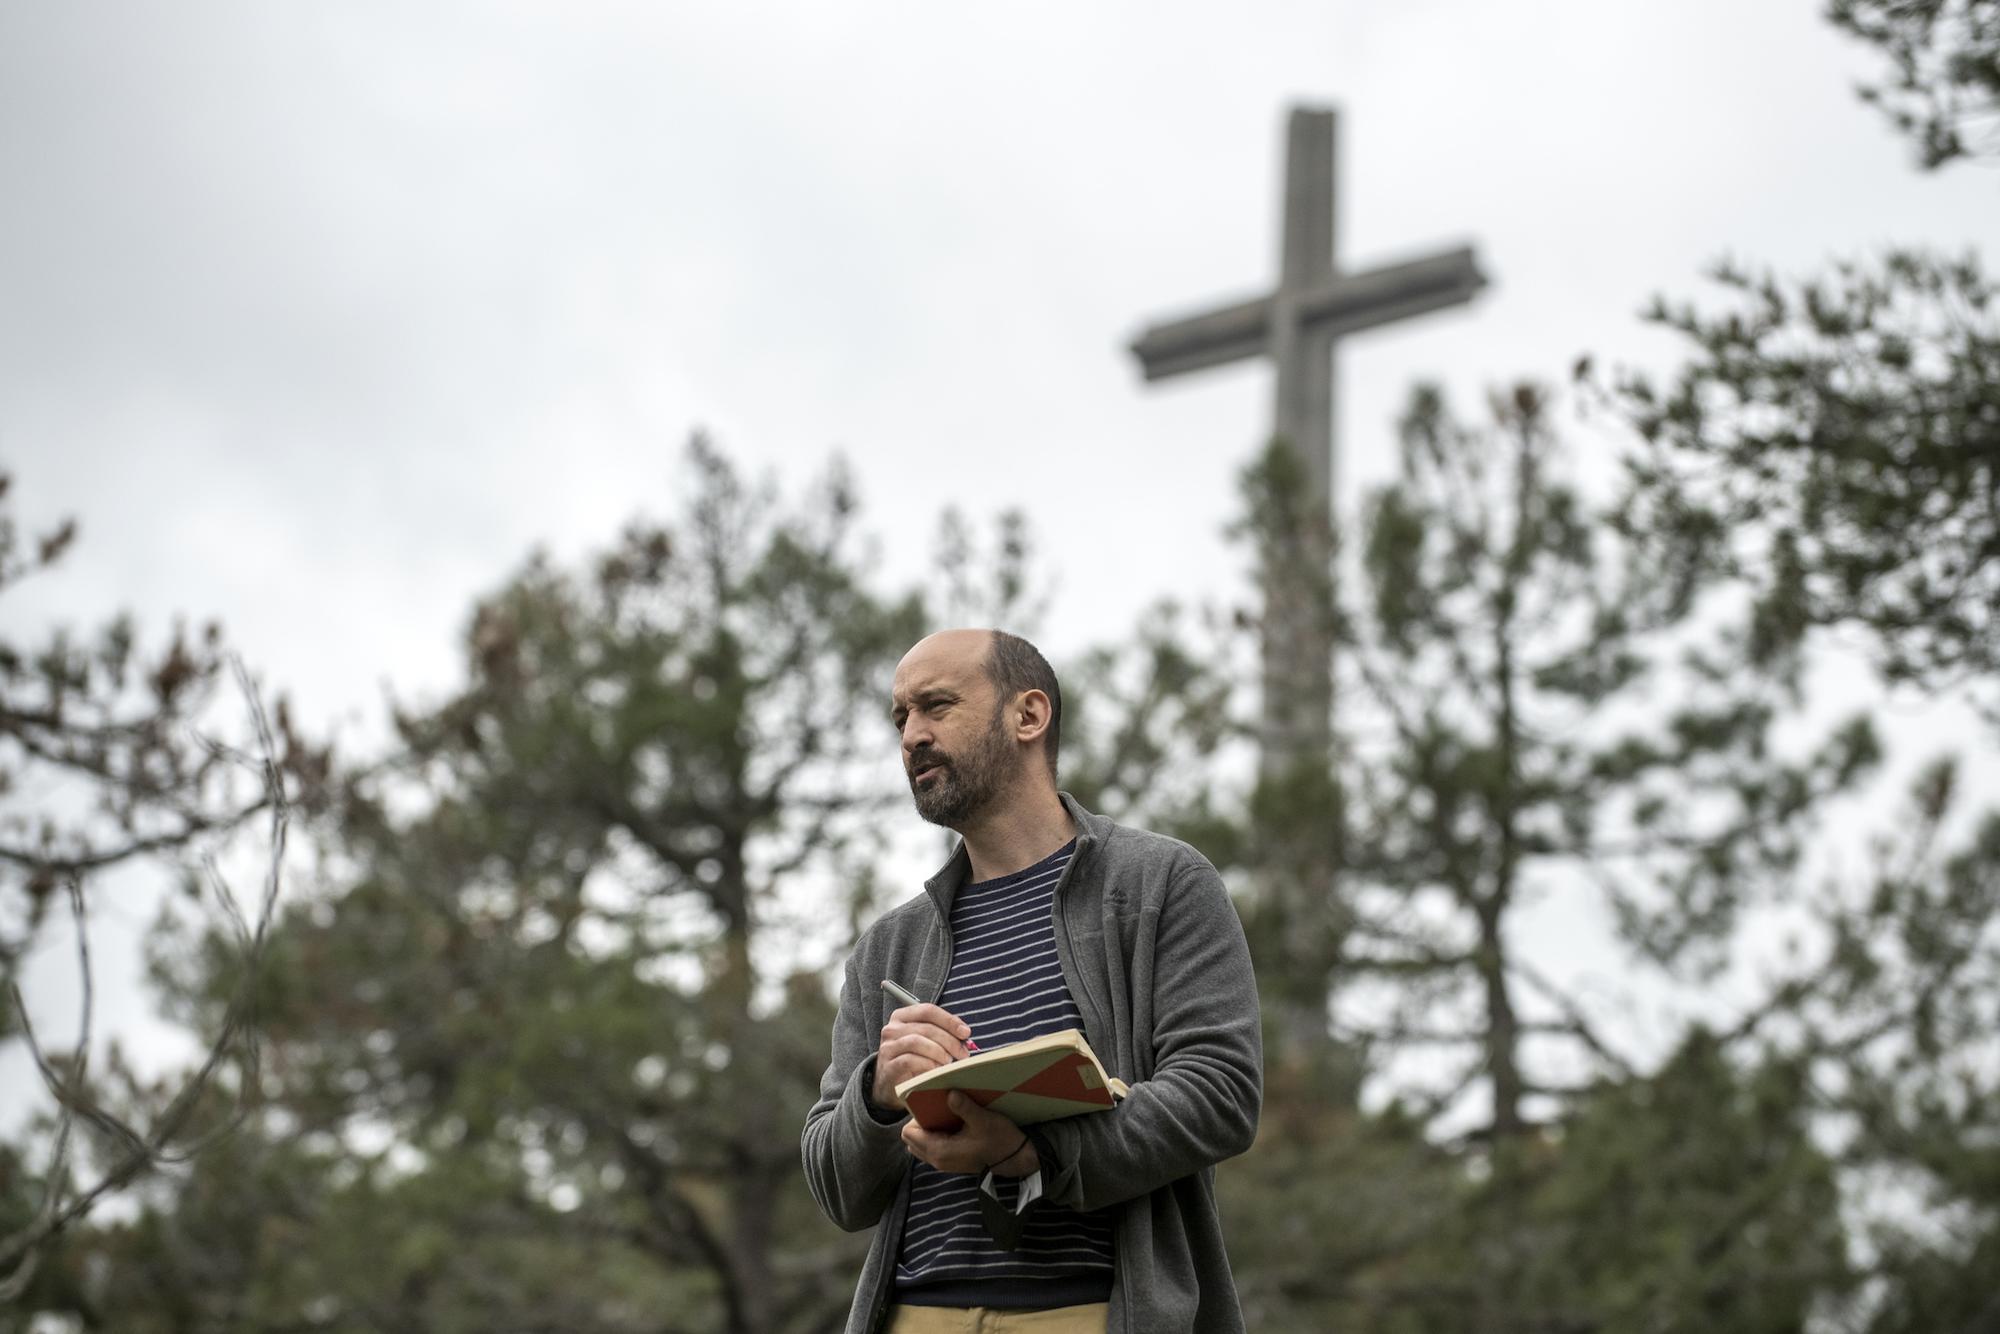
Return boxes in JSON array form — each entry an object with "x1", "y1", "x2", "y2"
[{"x1": 1130, "y1": 106, "x2": 1486, "y2": 788}]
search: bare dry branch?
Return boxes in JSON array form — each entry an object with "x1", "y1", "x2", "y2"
[
  {"x1": 0, "y1": 655, "x2": 291, "y2": 1287},
  {"x1": 0, "y1": 878, "x2": 89, "y2": 1302}
]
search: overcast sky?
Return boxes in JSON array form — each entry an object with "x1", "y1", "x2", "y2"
[{"x1": 4, "y1": 1, "x2": 1994, "y2": 1122}]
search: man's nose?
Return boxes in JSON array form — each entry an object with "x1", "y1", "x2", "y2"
[{"x1": 900, "y1": 716, "x2": 932, "y2": 754}]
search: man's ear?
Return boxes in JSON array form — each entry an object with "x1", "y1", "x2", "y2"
[{"x1": 1011, "y1": 689, "x2": 1053, "y2": 745}]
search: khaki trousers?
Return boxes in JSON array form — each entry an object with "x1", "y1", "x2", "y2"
[{"x1": 883, "y1": 1302, "x2": 1109, "y2": 1334}]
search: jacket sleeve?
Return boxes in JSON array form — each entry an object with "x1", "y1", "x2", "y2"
[
  {"x1": 1035, "y1": 858, "x2": 1262, "y2": 1213},
  {"x1": 800, "y1": 947, "x2": 911, "y2": 1232}
]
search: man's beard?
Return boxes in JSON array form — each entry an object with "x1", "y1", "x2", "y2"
[{"x1": 907, "y1": 708, "x2": 1013, "y2": 829}]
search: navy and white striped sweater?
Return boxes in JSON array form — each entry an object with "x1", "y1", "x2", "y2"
[{"x1": 892, "y1": 840, "x2": 1116, "y2": 1307}]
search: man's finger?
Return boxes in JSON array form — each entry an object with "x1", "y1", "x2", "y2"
[
  {"x1": 901, "y1": 1121, "x2": 942, "y2": 1162},
  {"x1": 882, "y1": 1021, "x2": 967, "y2": 1064},
  {"x1": 890, "y1": 1004, "x2": 973, "y2": 1044},
  {"x1": 902, "y1": 1121, "x2": 975, "y2": 1174},
  {"x1": 882, "y1": 1032, "x2": 951, "y2": 1069},
  {"x1": 882, "y1": 1032, "x2": 960, "y2": 1072},
  {"x1": 947, "y1": 1090, "x2": 1008, "y2": 1129},
  {"x1": 888, "y1": 1016, "x2": 972, "y2": 1056}
]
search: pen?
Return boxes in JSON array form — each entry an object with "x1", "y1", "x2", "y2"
[{"x1": 881, "y1": 978, "x2": 979, "y2": 1052}]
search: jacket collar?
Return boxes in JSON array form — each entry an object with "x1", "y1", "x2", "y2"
[{"x1": 923, "y1": 791, "x2": 1104, "y2": 911}]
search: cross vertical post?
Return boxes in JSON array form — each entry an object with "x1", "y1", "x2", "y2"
[
  {"x1": 1264, "y1": 108, "x2": 1339, "y2": 799},
  {"x1": 1128, "y1": 104, "x2": 1488, "y2": 1075}
]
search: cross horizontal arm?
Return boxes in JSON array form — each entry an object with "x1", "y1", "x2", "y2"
[{"x1": 1129, "y1": 246, "x2": 1487, "y2": 383}]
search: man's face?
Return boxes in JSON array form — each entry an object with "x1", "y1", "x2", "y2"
[{"x1": 891, "y1": 630, "x2": 1018, "y2": 829}]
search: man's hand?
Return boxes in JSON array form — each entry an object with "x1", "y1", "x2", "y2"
[
  {"x1": 901, "y1": 1092, "x2": 1042, "y2": 1177},
  {"x1": 871, "y1": 1003, "x2": 973, "y2": 1112}
]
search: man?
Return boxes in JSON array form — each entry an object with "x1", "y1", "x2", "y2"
[{"x1": 801, "y1": 628, "x2": 1263, "y2": 1334}]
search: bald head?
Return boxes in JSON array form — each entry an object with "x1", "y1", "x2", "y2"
[{"x1": 896, "y1": 628, "x2": 994, "y2": 681}]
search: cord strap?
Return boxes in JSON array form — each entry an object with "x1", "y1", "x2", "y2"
[{"x1": 989, "y1": 1133, "x2": 1032, "y2": 1172}]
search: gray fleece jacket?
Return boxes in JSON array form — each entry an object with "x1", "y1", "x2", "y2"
[{"x1": 800, "y1": 795, "x2": 1263, "y2": 1334}]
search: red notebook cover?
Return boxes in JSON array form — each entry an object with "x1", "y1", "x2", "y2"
[{"x1": 896, "y1": 1030, "x2": 1129, "y2": 1132}]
